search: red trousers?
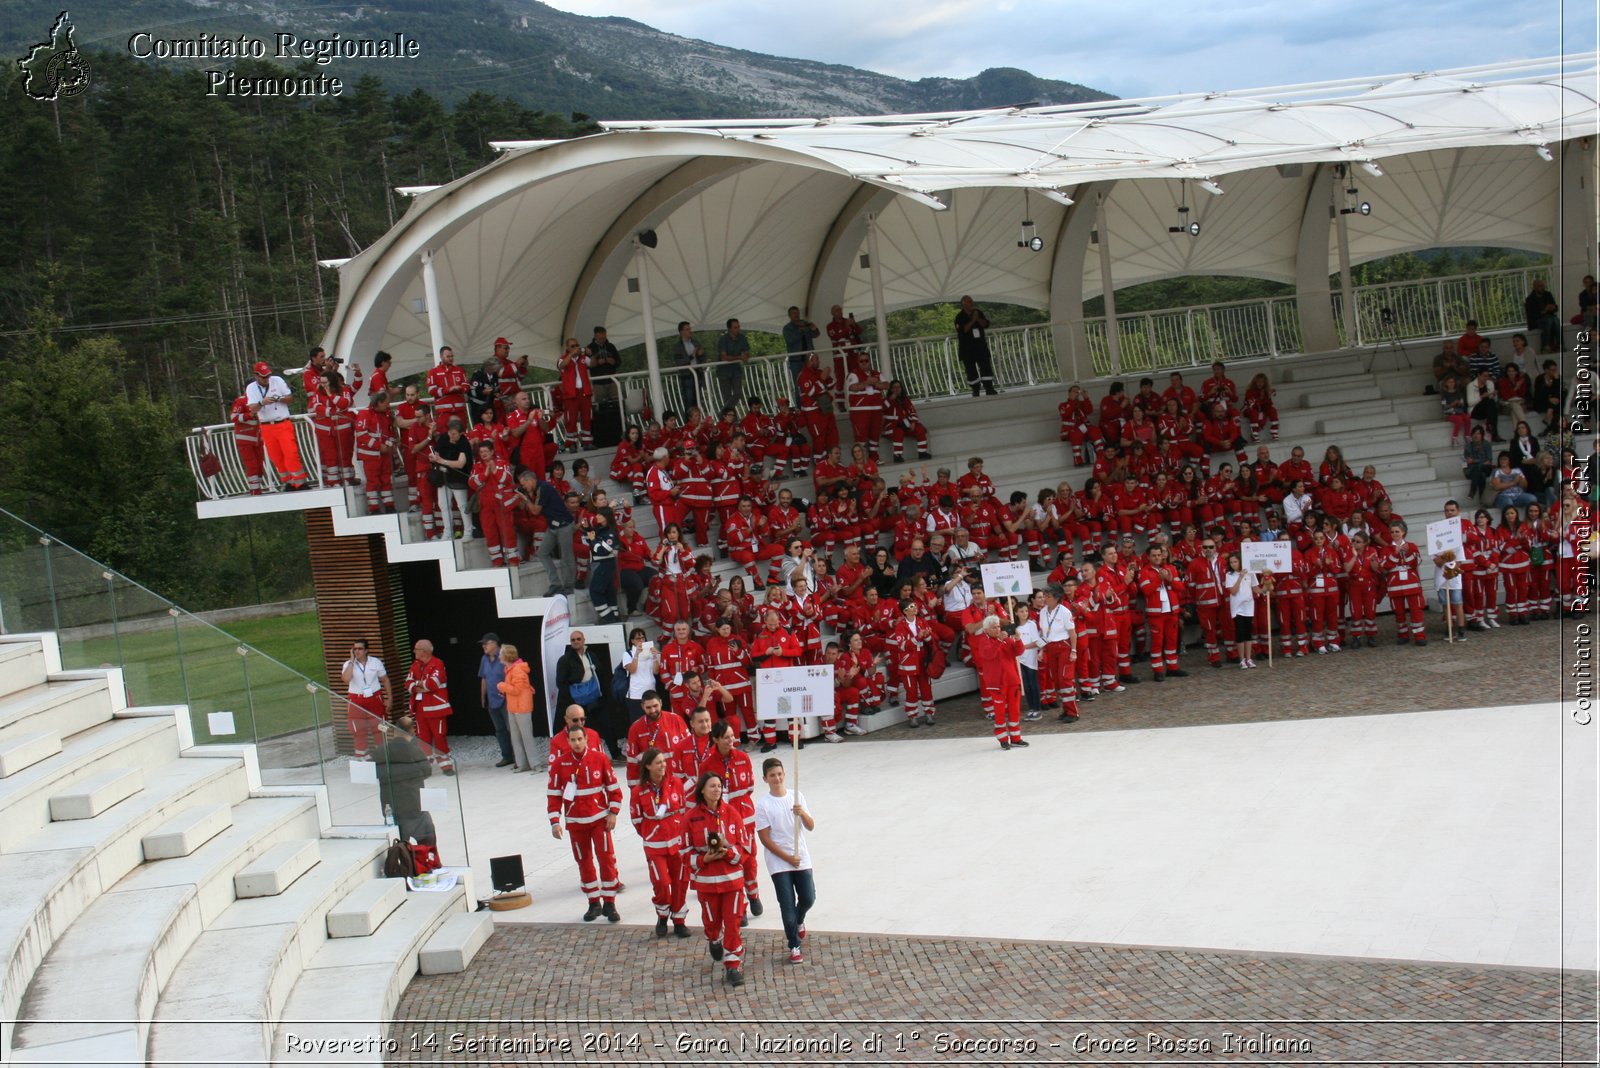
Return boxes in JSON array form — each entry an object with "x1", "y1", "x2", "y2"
[
  {"x1": 897, "y1": 658, "x2": 931, "y2": 715},
  {"x1": 413, "y1": 712, "x2": 451, "y2": 758},
  {"x1": 361, "y1": 456, "x2": 393, "y2": 509},
  {"x1": 1308, "y1": 590, "x2": 1340, "y2": 645},
  {"x1": 651, "y1": 500, "x2": 685, "y2": 536},
  {"x1": 237, "y1": 438, "x2": 265, "y2": 494},
  {"x1": 805, "y1": 410, "x2": 838, "y2": 454},
  {"x1": 346, "y1": 692, "x2": 385, "y2": 758},
  {"x1": 1039, "y1": 641, "x2": 1076, "y2": 707},
  {"x1": 567, "y1": 820, "x2": 620, "y2": 901},
  {"x1": 1074, "y1": 631, "x2": 1100, "y2": 692},
  {"x1": 561, "y1": 394, "x2": 594, "y2": 442},
  {"x1": 1390, "y1": 590, "x2": 1426, "y2": 639},
  {"x1": 1193, "y1": 602, "x2": 1227, "y2": 662},
  {"x1": 849, "y1": 409, "x2": 883, "y2": 450},
  {"x1": 313, "y1": 423, "x2": 340, "y2": 481},
  {"x1": 698, "y1": 887, "x2": 746, "y2": 968},
  {"x1": 1347, "y1": 583, "x2": 1377, "y2": 637},
  {"x1": 1275, "y1": 596, "x2": 1307, "y2": 653},
  {"x1": 644, "y1": 847, "x2": 688, "y2": 920},
  {"x1": 1145, "y1": 612, "x2": 1181, "y2": 674},
  {"x1": 480, "y1": 501, "x2": 518, "y2": 566},
  {"x1": 889, "y1": 419, "x2": 928, "y2": 455},
  {"x1": 989, "y1": 678, "x2": 1022, "y2": 741}
]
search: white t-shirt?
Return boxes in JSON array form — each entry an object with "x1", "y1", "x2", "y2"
[
  {"x1": 754, "y1": 789, "x2": 811, "y2": 874},
  {"x1": 1226, "y1": 569, "x2": 1258, "y2": 616},
  {"x1": 343, "y1": 656, "x2": 387, "y2": 697},
  {"x1": 620, "y1": 645, "x2": 658, "y2": 700},
  {"x1": 246, "y1": 377, "x2": 293, "y2": 423},
  {"x1": 1014, "y1": 620, "x2": 1042, "y2": 669}
]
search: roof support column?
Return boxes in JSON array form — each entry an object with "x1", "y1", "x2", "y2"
[
  {"x1": 865, "y1": 213, "x2": 893, "y2": 380},
  {"x1": 1047, "y1": 182, "x2": 1114, "y2": 384},
  {"x1": 1096, "y1": 199, "x2": 1122, "y2": 376},
  {"x1": 1294, "y1": 165, "x2": 1339, "y2": 354},
  {"x1": 1334, "y1": 194, "x2": 1358, "y2": 346},
  {"x1": 633, "y1": 244, "x2": 666, "y2": 420},
  {"x1": 420, "y1": 249, "x2": 446, "y2": 366},
  {"x1": 1553, "y1": 138, "x2": 1597, "y2": 319}
]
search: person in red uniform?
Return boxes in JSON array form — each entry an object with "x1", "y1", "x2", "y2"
[
  {"x1": 1095, "y1": 544, "x2": 1138, "y2": 688},
  {"x1": 504, "y1": 391, "x2": 552, "y2": 479},
  {"x1": 624, "y1": 691, "x2": 690, "y2": 788},
  {"x1": 706, "y1": 620, "x2": 763, "y2": 745},
  {"x1": 657, "y1": 620, "x2": 706, "y2": 713},
  {"x1": 888, "y1": 599, "x2": 935, "y2": 728},
  {"x1": 684, "y1": 771, "x2": 753, "y2": 986},
  {"x1": 971, "y1": 616, "x2": 1028, "y2": 749},
  {"x1": 307, "y1": 370, "x2": 342, "y2": 486},
  {"x1": 329, "y1": 369, "x2": 360, "y2": 487},
  {"x1": 1057, "y1": 384, "x2": 1102, "y2": 466},
  {"x1": 631, "y1": 746, "x2": 690, "y2": 937},
  {"x1": 1138, "y1": 545, "x2": 1188, "y2": 681},
  {"x1": 355, "y1": 394, "x2": 397, "y2": 514},
  {"x1": 229, "y1": 395, "x2": 266, "y2": 495},
  {"x1": 404, "y1": 409, "x2": 438, "y2": 536},
  {"x1": 844, "y1": 358, "x2": 884, "y2": 457},
  {"x1": 1201, "y1": 361, "x2": 1238, "y2": 412},
  {"x1": 404, "y1": 640, "x2": 455, "y2": 774},
  {"x1": 796, "y1": 351, "x2": 838, "y2": 456},
  {"x1": 1033, "y1": 583, "x2": 1079, "y2": 718},
  {"x1": 1200, "y1": 402, "x2": 1249, "y2": 466},
  {"x1": 704, "y1": 720, "x2": 763, "y2": 916},
  {"x1": 555, "y1": 337, "x2": 596, "y2": 449},
  {"x1": 1382, "y1": 520, "x2": 1427, "y2": 645},
  {"x1": 1065, "y1": 572, "x2": 1102, "y2": 699},
  {"x1": 548, "y1": 724, "x2": 623, "y2": 922},
  {"x1": 468, "y1": 442, "x2": 520, "y2": 567},
  {"x1": 1098, "y1": 381, "x2": 1131, "y2": 446},
  {"x1": 1303, "y1": 528, "x2": 1344, "y2": 652},
  {"x1": 491, "y1": 338, "x2": 527, "y2": 418},
  {"x1": 1241, "y1": 372, "x2": 1279, "y2": 442},
  {"x1": 883, "y1": 380, "x2": 931, "y2": 461},
  {"x1": 426, "y1": 346, "x2": 470, "y2": 435},
  {"x1": 644, "y1": 448, "x2": 684, "y2": 535},
  {"x1": 1163, "y1": 371, "x2": 1199, "y2": 416}
]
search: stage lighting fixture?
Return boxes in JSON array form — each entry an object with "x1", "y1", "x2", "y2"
[
  {"x1": 637, "y1": 229, "x2": 658, "y2": 249},
  {"x1": 1016, "y1": 191, "x2": 1045, "y2": 252},
  {"x1": 1360, "y1": 160, "x2": 1384, "y2": 177},
  {"x1": 1535, "y1": 144, "x2": 1554, "y2": 162},
  {"x1": 1168, "y1": 180, "x2": 1201, "y2": 237},
  {"x1": 1338, "y1": 186, "x2": 1372, "y2": 217},
  {"x1": 1198, "y1": 179, "x2": 1225, "y2": 196}
]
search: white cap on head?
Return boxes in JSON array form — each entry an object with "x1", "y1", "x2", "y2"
[{"x1": 652, "y1": 447, "x2": 668, "y2": 460}]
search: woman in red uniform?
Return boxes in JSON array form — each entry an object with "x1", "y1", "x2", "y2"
[
  {"x1": 1303, "y1": 527, "x2": 1344, "y2": 653},
  {"x1": 1242, "y1": 372, "x2": 1279, "y2": 442},
  {"x1": 889, "y1": 599, "x2": 935, "y2": 728},
  {"x1": 1465, "y1": 509, "x2": 1501, "y2": 628},
  {"x1": 1058, "y1": 383, "x2": 1102, "y2": 467},
  {"x1": 610, "y1": 425, "x2": 648, "y2": 502},
  {"x1": 631, "y1": 748, "x2": 690, "y2": 938},
  {"x1": 883, "y1": 380, "x2": 931, "y2": 462},
  {"x1": 1497, "y1": 506, "x2": 1533, "y2": 624},
  {"x1": 650, "y1": 524, "x2": 695, "y2": 627},
  {"x1": 1344, "y1": 530, "x2": 1382, "y2": 647},
  {"x1": 1382, "y1": 520, "x2": 1427, "y2": 645},
  {"x1": 1525, "y1": 501, "x2": 1555, "y2": 618},
  {"x1": 684, "y1": 772, "x2": 752, "y2": 986}
]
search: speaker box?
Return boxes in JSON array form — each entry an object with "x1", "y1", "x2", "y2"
[{"x1": 490, "y1": 854, "x2": 525, "y2": 893}]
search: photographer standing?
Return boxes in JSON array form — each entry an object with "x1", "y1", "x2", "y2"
[{"x1": 755, "y1": 758, "x2": 815, "y2": 965}]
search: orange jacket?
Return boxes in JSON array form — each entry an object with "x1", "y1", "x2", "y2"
[{"x1": 496, "y1": 659, "x2": 535, "y2": 714}]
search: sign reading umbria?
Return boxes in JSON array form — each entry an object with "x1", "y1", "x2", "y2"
[{"x1": 126, "y1": 29, "x2": 422, "y2": 97}]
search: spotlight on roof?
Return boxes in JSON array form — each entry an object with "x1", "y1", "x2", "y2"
[
  {"x1": 1040, "y1": 189, "x2": 1075, "y2": 207},
  {"x1": 637, "y1": 229, "x2": 658, "y2": 249},
  {"x1": 1198, "y1": 179, "x2": 1225, "y2": 196},
  {"x1": 1338, "y1": 186, "x2": 1372, "y2": 217},
  {"x1": 1359, "y1": 160, "x2": 1384, "y2": 177},
  {"x1": 1535, "y1": 144, "x2": 1554, "y2": 162}
]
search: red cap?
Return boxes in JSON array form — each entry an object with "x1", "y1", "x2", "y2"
[
  {"x1": 494, "y1": 337, "x2": 511, "y2": 347},
  {"x1": 253, "y1": 361, "x2": 271, "y2": 376}
]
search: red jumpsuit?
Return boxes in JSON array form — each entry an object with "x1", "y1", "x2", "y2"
[
  {"x1": 704, "y1": 746, "x2": 760, "y2": 900},
  {"x1": 888, "y1": 615, "x2": 934, "y2": 722},
  {"x1": 557, "y1": 349, "x2": 595, "y2": 447},
  {"x1": 1382, "y1": 541, "x2": 1427, "y2": 643},
  {"x1": 1274, "y1": 554, "x2": 1309, "y2": 657},
  {"x1": 1035, "y1": 602, "x2": 1078, "y2": 711},
  {"x1": 1185, "y1": 555, "x2": 1229, "y2": 664},
  {"x1": 684, "y1": 803, "x2": 751, "y2": 974},
  {"x1": 631, "y1": 775, "x2": 688, "y2": 923},
  {"x1": 1138, "y1": 563, "x2": 1185, "y2": 677},
  {"x1": 426, "y1": 363, "x2": 470, "y2": 436},
  {"x1": 705, "y1": 635, "x2": 759, "y2": 740},
  {"x1": 468, "y1": 459, "x2": 520, "y2": 566},
  {"x1": 624, "y1": 710, "x2": 691, "y2": 788},
  {"x1": 504, "y1": 406, "x2": 552, "y2": 479},
  {"x1": 645, "y1": 464, "x2": 684, "y2": 536},
  {"x1": 1465, "y1": 524, "x2": 1500, "y2": 625},
  {"x1": 1242, "y1": 383, "x2": 1279, "y2": 441},
  {"x1": 229, "y1": 398, "x2": 265, "y2": 495},
  {"x1": 972, "y1": 631, "x2": 1025, "y2": 744},
  {"x1": 845, "y1": 371, "x2": 884, "y2": 453},
  {"x1": 547, "y1": 746, "x2": 623, "y2": 905},
  {"x1": 1068, "y1": 585, "x2": 1102, "y2": 693},
  {"x1": 1303, "y1": 546, "x2": 1343, "y2": 650},
  {"x1": 1094, "y1": 568, "x2": 1134, "y2": 685},
  {"x1": 1498, "y1": 526, "x2": 1532, "y2": 623},
  {"x1": 885, "y1": 392, "x2": 929, "y2": 460},
  {"x1": 1345, "y1": 545, "x2": 1382, "y2": 643},
  {"x1": 355, "y1": 407, "x2": 395, "y2": 513},
  {"x1": 1058, "y1": 396, "x2": 1102, "y2": 466},
  {"x1": 797, "y1": 366, "x2": 838, "y2": 455},
  {"x1": 405, "y1": 656, "x2": 453, "y2": 767},
  {"x1": 656, "y1": 636, "x2": 706, "y2": 713},
  {"x1": 307, "y1": 384, "x2": 341, "y2": 486}
]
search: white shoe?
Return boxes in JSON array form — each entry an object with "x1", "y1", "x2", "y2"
[
  {"x1": 1327, "y1": 643, "x2": 1340, "y2": 652},
  {"x1": 1487, "y1": 618, "x2": 1501, "y2": 628},
  {"x1": 843, "y1": 724, "x2": 866, "y2": 736},
  {"x1": 1105, "y1": 683, "x2": 1127, "y2": 693},
  {"x1": 822, "y1": 731, "x2": 843, "y2": 743},
  {"x1": 1316, "y1": 646, "x2": 1328, "y2": 655},
  {"x1": 1240, "y1": 661, "x2": 1250, "y2": 670}
]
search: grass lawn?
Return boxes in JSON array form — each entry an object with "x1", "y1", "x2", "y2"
[{"x1": 61, "y1": 610, "x2": 330, "y2": 742}]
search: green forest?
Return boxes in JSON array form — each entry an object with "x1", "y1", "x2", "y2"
[{"x1": 0, "y1": 50, "x2": 1548, "y2": 614}]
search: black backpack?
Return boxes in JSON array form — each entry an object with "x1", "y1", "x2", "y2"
[{"x1": 383, "y1": 838, "x2": 416, "y2": 878}]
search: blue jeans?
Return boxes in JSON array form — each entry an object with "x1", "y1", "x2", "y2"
[
  {"x1": 770, "y1": 868, "x2": 816, "y2": 950},
  {"x1": 1493, "y1": 489, "x2": 1537, "y2": 510},
  {"x1": 1020, "y1": 665, "x2": 1040, "y2": 711},
  {"x1": 485, "y1": 704, "x2": 512, "y2": 762}
]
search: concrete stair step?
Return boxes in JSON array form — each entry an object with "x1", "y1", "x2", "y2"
[
  {"x1": 1288, "y1": 384, "x2": 1385, "y2": 408},
  {"x1": 235, "y1": 838, "x2": 321, "y2": 899},
  {"x1": 1283, "y1": 360, "x2": 1377, "y2": 382},
  {"x1": 417, "y1": 911, "x2": 494, "y2": 975},
  {"x1": 0, "y1": 678, "x2": 113, "y2": 749},
  {"x1": 49, "y1": 766, "x2": 144, "y2": 822},
  {"x1": 140, "y1": 802, "x2": 234, "y2": 861},
  {"x1": 272, "y1": 888, "x2": 468, "y2": 1065},
  {"x1": 0, "y1": 730, "x2": 62, "y2": 779},
  {"x1": 326, "y1": 877, "x2": 407, "y2": 938},
  {"x1": 6, "y1": 793, "x2": 315, "y2": 1064},
  {"x1": 0, "y1": 753, "x2": 250, "y2": 1063},
  {"x1": 0, "y1": 641, "x2": 49, "y2": 703},
  {"x1": 1317, "y1": 411, "x2": 1402, "y2": 434},
  {"x1": 0, "y1": 717, "x2": 176, "y2": 849},
  {"x1": 147, "y1": 841, "x2": 387, "y2": 1068}
]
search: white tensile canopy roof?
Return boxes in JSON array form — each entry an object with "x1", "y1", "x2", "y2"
[{"x1": 320, "y1": 54, "x2": 1598, "y2": 379}]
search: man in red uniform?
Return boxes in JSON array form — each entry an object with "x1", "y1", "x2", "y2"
[
  {"x1": 672, "y1": 706, "x2": 717, "y2": 793},
  {"x1": 504, "y1": 391, "x2": 552, "y2": 479},
  {"x1": 556, "y1": 337, "x2": 596, "y2": 448},
  {"x1": 644, "y1": 449, "x2": 684, "y2": 535},
  {"x1": 426, "y1": 346, "x2": 470, "y2": 434},
  {"x1": 1200, "y1": 361, "x2": 1238, "y2": 412},
  {"x1": 704, "y1": 720, "x2": 763, "y2": 917},
  {"x1": 492, "y1": 338, "x2": 527, "y2": 417},
  {"x1": 1065, "y1": 573, "x2": 1102, "y2": 700},
  {"x1": 1162, "y1": 371, "x2": 1199, "y2": 416},
  {"x1": 971, "y1": 616, "x2": 1028, "y2": 749},
  {"x1": 658, "y1": 621, "x2": 706, "y2": 713},
  {"x1": 796, "y1": 351, "x2": 838, "y2": 456},
  {"x1": 468, "y1": 441, "x2": 520, "y2": 567},
  {"x1": 1184, "y1": 535, "x2": 1230, "y2": 666},
  {"x1": 229, "y1": 395, "x2": 265, "y2": 495},
  {"x1": 826, "y1": 304, "x2": 864, "y2": 387},
  {"x1": 355, "y1": 394, "x2": 396, "y2": 514},
  {"x1": 1035, "y1": 583, "x2": 1079, "y2": 720},
  {"x1": 625, "y1": 691, "x2": 689, "y2": 787},
  {"x1": 1138, "y1": 545, "x2": 1189, "y2": 681},
  {"x1": 404, "y1": 640, "x2": 455, "y2": 774},
  {"x1": 1058, "y1": 384, "x2": 1102, "y2": 467},
  {"x1": 547, "y1": 724, "x2": 623, "y2": 922},
  {"x1": 843, "y1": 357, "x2": 884, "y2": 457}
]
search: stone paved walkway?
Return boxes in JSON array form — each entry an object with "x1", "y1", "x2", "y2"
[{"x1": 389, "y1": 924, "x2": 1595, "y2": 1065}]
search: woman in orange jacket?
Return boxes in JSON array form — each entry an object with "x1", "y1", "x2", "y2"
[{"x1": 495, "y1": 644, "x2": 539, "y2": 772}]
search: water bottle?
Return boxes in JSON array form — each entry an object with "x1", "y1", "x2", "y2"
[{"x1": 384, "y1": 804, "x2": 395, "y2": 828}]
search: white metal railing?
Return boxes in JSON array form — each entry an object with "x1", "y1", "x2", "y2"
[
  {"x1": 188, "y1": 414, "x2": 324, "y2": 501},
  {"x1": 181, "y1": 265, "x2": 1550, "y2": 499}
]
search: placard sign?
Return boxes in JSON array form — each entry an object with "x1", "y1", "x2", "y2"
[
  {"x1": 1426, "y1": 518, "x2": 1464, "y2": 561},
  {"x1": 980, "y1": 560, "x2": 1031, "y2": 598},
  {"x1": 754, "y1": 665, "x2": 833, "y2": 722},
  {"x1": 1241, "y1": 540, "x2": 1293, "y2": 574}
]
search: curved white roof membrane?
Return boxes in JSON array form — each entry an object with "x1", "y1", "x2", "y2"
[{"x1": 321, "y1": 55, "x2": 1598, "y2": 378}]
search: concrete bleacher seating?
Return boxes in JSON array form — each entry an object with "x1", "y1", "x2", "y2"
[{"x1": 0, "y1": 631, "x2": 487, "y2": 1067}]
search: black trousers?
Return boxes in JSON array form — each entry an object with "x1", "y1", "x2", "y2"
[{"x1": 959, "y1": 345, "x2": 996, "y2": 390}]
